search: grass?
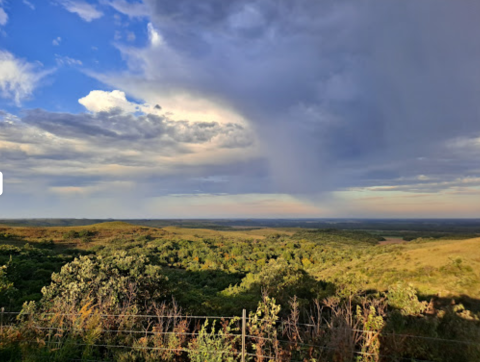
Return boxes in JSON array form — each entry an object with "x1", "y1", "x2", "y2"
[{"x1": 314, "y1": 237, "x2": 480, "y2": 298}]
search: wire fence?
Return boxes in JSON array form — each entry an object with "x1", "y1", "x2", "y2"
[{"x1": 1, "y1": 308, "x2": 477, "y2": 362}]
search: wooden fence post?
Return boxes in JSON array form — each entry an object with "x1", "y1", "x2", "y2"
[{"x1": 242, "y1": 309, "x2": 246, "y2": 362}]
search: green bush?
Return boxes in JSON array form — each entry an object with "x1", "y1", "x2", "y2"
[
  {"x1": 36, "y1": 252, "x2": 170, "y2": 314},
  {"x1": 387, "y1": 283, "x2": 427, "y2": 315},
  {"x1": 188, "y1": 320, "x2": 239, "y2": 362}
]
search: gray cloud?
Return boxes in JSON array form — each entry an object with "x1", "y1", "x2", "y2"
[
  {"x1": 19, "y1": 108, "x2": 253, "y2": 148},
  {"x1": 0, "y1": 107, "x2": 258, "y2": 200},
  {"x1": 105, "y1": 0, "x2": 480, "y2": 195}
]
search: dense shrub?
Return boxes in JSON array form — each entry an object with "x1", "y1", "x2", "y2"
[{"x1": 35, "y1": 252, "x2": 170, "y2": 314}]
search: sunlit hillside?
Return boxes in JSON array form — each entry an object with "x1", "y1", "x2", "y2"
[{"x1": 314, "y1": 236, "x2": 480, "y2": 299}]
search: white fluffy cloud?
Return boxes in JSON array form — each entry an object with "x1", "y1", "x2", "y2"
[
  {"x1": 58, "y1": 0, "x2": 103, "y2": 22},
  {"x1": 0, "y1": 51, "x2": 47, "y2": 105},
  {"x1": 78, "y1": 89, "x2": 166, "y2": 115},
  {"x1": 79, "y1": 90, "x2": 141, "y2": 113}
]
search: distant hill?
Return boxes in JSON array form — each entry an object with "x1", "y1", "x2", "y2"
[{"x1": 1, "y1": 218, "x2": 480, "y2": 236}]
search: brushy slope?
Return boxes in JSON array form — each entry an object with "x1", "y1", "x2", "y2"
[
  {"x1": 1, "y1": 222, "x2": 479, "y2": 308},
  {"x1": 2, "y1": 223, "x2": 480, "y2": 361}
]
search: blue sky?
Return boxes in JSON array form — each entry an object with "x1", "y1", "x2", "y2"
[
  {"x1": 0, "y1": 0, "x2": 480, "y2": 218},
  {"x1": 1, "y1": 0, "x2": 143, "y2": 113}
]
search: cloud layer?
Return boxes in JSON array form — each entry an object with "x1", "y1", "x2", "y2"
[
  {"x1": 0, "y1": 90, "x2": 257, "y2": 206},
  {"x1": 1, "y1": 0, "x2": 480, "y2": 217},
  {"x1": 102, "y1": 0, "x2": 480, "y2": 197}
]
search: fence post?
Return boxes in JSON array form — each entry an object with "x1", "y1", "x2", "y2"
[
  {"x1": 1, "y1": 307, "x2": 4, "y2": 332},
  {"x1": 242, "y1": 309, "x2": 246, "y2": 362}
]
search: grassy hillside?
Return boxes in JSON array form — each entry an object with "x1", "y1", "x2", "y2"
[{"x1": 314, "y1": 237, "x2": 480, "y2": 299}]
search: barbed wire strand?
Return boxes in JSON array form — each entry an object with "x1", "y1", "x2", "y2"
[
  {"x1": 3, "y1": 310, "x2": 478, "y2": 350},
  {"x1": 3, "y1": 311, "x2": 237, "y2": 319},
  {"x1": 34, "y1": 326, "x2": 202, "y2": 337}
]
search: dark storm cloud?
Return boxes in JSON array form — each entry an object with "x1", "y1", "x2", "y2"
[{"x1": 109, "y1": 0, "x2": 480, "y2": 194}]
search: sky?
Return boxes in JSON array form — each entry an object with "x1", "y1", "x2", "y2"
[{"x1": 0, "y1": 0, "x2": 480, "y2": 218}]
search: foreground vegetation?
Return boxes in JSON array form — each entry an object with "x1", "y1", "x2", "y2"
[{"x1": 1, "y1": 221, "x2": 480, "y2": 361}]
